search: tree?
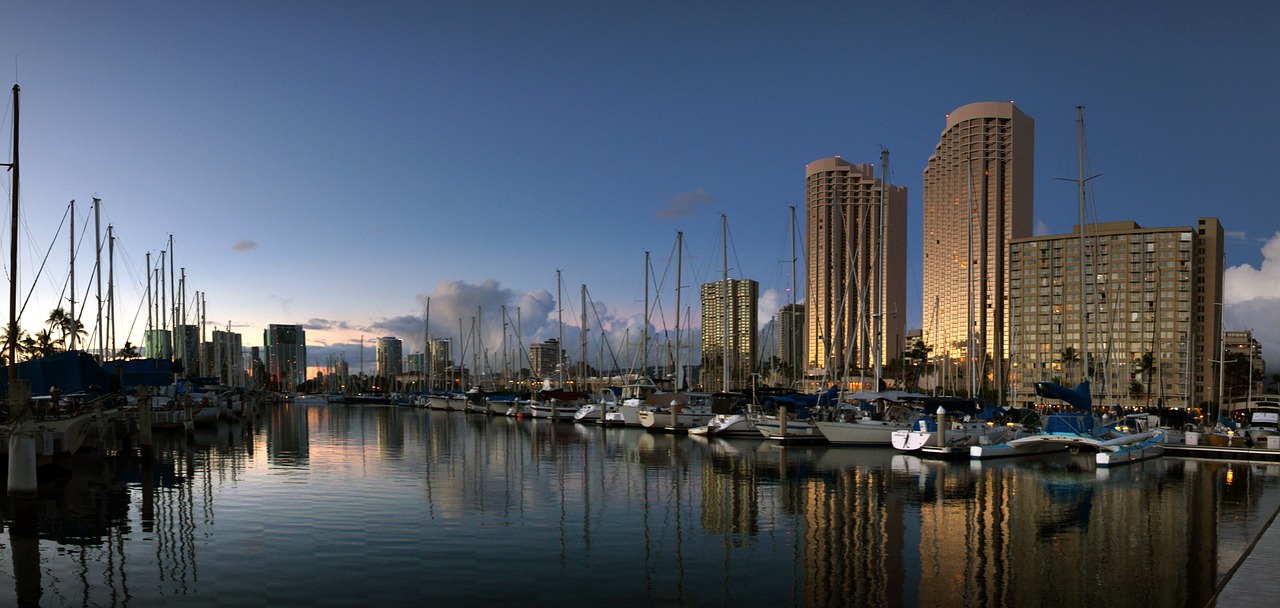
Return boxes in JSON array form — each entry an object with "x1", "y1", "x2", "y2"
[
  {"x1": 1133, "y1": 352, "x2": 1155, "y2": 405},
  {"x1": 1058, "y1": 346, "x2": 1080, "y2": 385},
  {"x1": 116, "y1": 341, "x2": 140, "y2": 359},
  {"x1": 29, "y1": 329, "x2": 59, "y2": 359}
]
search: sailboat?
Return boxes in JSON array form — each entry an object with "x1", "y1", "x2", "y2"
[{"x1": 2, "y1": 86, "x2": 116, "y2": 471}]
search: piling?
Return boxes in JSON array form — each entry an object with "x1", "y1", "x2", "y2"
[
  {"x1": 779, "y1": 404, "x2": 788, "y2": 438},
  {"x1": 137, "y1": 386, "x2": 154, "y2": 460},
  {"x1": 6, "y1": 379, "x2": 38, "y2": 499},
  {"x1": 936, "y1": 406, "x2": 947, "y2": 448}
]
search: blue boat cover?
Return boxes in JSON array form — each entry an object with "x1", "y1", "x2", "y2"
[
  {"x1": 102, "y1": 358, "x2": 174, "y2": 388},
  {"x1": 1, "y1": 350, "x2": 115, "y2": 398},
  {"x1": 1034, "y1": 380, "x2": 1092, "y2": 412}
]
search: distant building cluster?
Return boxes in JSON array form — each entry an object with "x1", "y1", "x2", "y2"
[{"x1": 327, "y1": 102, "x2": 1246, "y2": 408}]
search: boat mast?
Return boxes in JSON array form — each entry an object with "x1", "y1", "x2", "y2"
[
  {"x1": 875, "y1": 149, "x2": 888, "y2": 391},
  {"x1": 789, "y1": 205, "x2": 797, "y2": 389},
  {"x1": 5, "y1": 84, "x2": 17, "y2": 375},
  {"x1": 94, "y1": 198, "x2": 103, "y2": 360},
  {"x1": 675, "y1": 232, "x2": 683, "y2": 391},
  {"x1": 1076, "y1": 106, "x2": 1090, "y2": 386},
  {"x1": 643, "y1": 251, "x2": 650, "y2": 381},
  {"x1": 69, "y1": 199, "x2": 76, "y2": 351},
  {"x1": 557, "y1": 269, "x2": 564, "y2": 387},
  {"x1": 581, "y1": 284, "x2": 588, "y2": 390},
  {"x1": 966, "y1": 156, "x2": 976, "y2": 397},
  {"x1": 424, "y1": 297, "x2": 430, "y2": 390},
  {"x1": 108, "y1": 225, "x2": 115, "y2": 358},
  {"x1": 721, "y1": 214, "x2": 730, "y2": 393}
]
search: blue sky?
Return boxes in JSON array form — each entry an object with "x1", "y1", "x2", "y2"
[{"x1": 3, "y1": 1, "x2": 1279, "y2": 376}]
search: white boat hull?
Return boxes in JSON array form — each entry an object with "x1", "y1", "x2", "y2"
[{"x1": 815, "y1": 419, "x2": 910, "y2": 446}]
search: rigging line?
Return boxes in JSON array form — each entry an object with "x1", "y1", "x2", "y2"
[
  {"x1": 585, "y1": 285, "x2": 622, "y2": 375},
  {"x1": 16, "y1": 203, "x2": 71, "y2": 322}
]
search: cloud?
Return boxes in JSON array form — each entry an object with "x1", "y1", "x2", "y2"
[
  {"x1": 1224, "y1": 230, "x2": 1247, "y2": 241},
  {"x1": 656, "y1": 188, "x2": 711, "y2": 221},
  {"x1": 757, "y1": 288, "x2": 785, "y2": 329},
  {"x1": 1034, "y1": 220, "x2": 1050, "y2": 236},
  {"x1": 232, "y1": 240, "x2": 257, "y2": 252},
  {"x1": 1224, "y1": 231, "x2": 1280, "y2": 363},
  {"x1": 304, "y1": 318, "x2": 351, "y2": 331},
  {"x1": 1224, "y1": 232, "x2": 1280, "y2": 303}
]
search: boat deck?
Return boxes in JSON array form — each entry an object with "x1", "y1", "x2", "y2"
[{"x1": 1210, "y1": 497, "x2": 1280, "y2": 606}]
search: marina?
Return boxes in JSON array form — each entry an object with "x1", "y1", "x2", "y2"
[{"x1": 3, "y1": 399, "x2": 1280, "y2": 607}]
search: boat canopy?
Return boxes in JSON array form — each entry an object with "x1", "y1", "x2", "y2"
[
  {"x1": 101, "y1": 358, "x2": 174, "y2": 388},
  {"x1": 1, "y1": 350, "x2": 115, "y2": 398},
  {"x1": 1034, "y1": 380, "x2": 1092, "y2": 412}
]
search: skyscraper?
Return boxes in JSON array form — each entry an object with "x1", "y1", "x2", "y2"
[
  {"x1": 700, "y1": 277, "x2": 758, "y2": 390},
  {"x1": 1007, "y1": 218, "x2": 1223, "y2": 408},
  {"x1": 922, "y1": 102, "x2": 1033, "y2": 398},
  {"x1": 375, "y1": 336, "x2": 403, "y2": 382},
  {"x1": 805, "y1": 156, "x2": 907, "y2": 384},
  {"x1": 264, "y1": 324, "x2": 307, "y2": 391},
  {"x1": 776, "y1": 303, "x2": 806, "y2": 386}
]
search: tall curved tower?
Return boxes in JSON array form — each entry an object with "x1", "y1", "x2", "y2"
[{"x1": 922, "y1": 102, "x2": 1033, "y2": 398}]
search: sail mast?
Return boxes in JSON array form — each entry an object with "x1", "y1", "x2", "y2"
[
  {"x1": 1077, "y1": 106, "x2": 1090, "y2": 385},
  {"x1": 722, "y1": 214, "x2": 729, "y2": 393},
  {"x1": 5, "y1": 84, "x2": 17, "y2": 376},
  {"x1": 675, "y1": 232, "x2": 683, "y2": 390}
]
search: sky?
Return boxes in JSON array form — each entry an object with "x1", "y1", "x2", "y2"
[{"x1": 3, "y1": 1, "x2": 1279, "y2": 377}]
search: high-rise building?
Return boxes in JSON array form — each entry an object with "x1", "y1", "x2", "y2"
[
  {"x1": 175, "y1": 324, "x2": 200, "y2": 375},
  {"x1": 207, "y1": 329, "x2": 244, "y2": 387},
  {"x1": 1223, "y1": 329, "x2": 1265, "y2": 405},
  {"x1": 922, "y1": 101, "x2": 1034, "y2": 398},
  {"x1": 264, "y1": 324, "x2": 307, "y2": 391},
  {"x1": 700, "y1": 277, "x2": 759, "y2": 390},
  {"x1": 375, "y1": 336, "x2": 403, "y2": 380},
  {"x1": 805, "y1": 156, "x2": 907, "y2": 382},
  {"x1": 144, "y1": 329, "x2": 172, "y2": 360},
  {"x1": 776, "y1": 303, "x2": 806, "y2": 386},
  {"x1": 1007, "y1": 218, "x2": 1223, "y2": 408},
  {"x1": 530, "y1": 338, "x2": 563, "y2": 380}
]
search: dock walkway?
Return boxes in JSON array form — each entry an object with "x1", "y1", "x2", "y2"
[{"x1": 1210, "y1": 498, "x2": 1280, "y2": 606}]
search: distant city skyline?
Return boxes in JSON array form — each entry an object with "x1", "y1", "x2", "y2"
[{"x1": 3, "y1": 3, "x2": 1278, "y2": 377}]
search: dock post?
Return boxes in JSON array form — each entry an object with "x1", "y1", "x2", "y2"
[
  {"x1": 936, "y1": 406, "x2": 947, "y2": 448},
  {"x1": 779, "y1": 404, "x2": 788, "y2": 438},
  {"x1": 137, "y1": 385, "x2": 154, "y2": 460},
  {"x1": 6, "y1": 379, "x2": 38, "y2": 499},
  {"x1": 670, "y1": 400, "x2": 678, "y2": 430}
]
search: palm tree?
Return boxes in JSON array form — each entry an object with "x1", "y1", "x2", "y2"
[
  {"x1": 1058, "y1": 346, "x2": 1080, "y2": 385},
  {"x1": 1133, "y1": 352, "x2": 1155, "y2": 405},
  {"x1": 116, "y1": 341, "x2": 141, "y2": 359},
  {"x1": 47, "y1": 307, "x2": 70, "y2": 344},
  {"x1": 29, "y1": 329, "x2": 59, "y2": 359},
  {"x1": 0, "y1": 325, "x2": 30, "y2": 365}
]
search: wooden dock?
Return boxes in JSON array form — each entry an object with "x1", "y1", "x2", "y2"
[
  {"x1": 1209, "y1": 499, "x2": 1280, "y2": 606},
  {"x1": 1165, "y1": 444, "x2": 1280, "y2": 462}
]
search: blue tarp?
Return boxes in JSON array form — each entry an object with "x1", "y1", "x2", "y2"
[
  {"x1": 1034, "y1": 380, "x2": 1093, "y2": 412},
  {"x1": 101, "y1": 358, "x2": 173, "y2": 388},
  {"x1": 0, "y1": 350, "x2": 115, "y2": 398}
]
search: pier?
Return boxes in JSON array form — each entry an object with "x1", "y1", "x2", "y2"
[{"x1": 1210, "y1": 498, "x2": 1280, "y2": 606}]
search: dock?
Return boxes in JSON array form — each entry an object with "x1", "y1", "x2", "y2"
[
  {"x1": 1165, "y1": 444, "x2": 1280, "y2": 462},
  {"x1": 1209, "y1": 498, "x2": 1280, "y2": 606}
]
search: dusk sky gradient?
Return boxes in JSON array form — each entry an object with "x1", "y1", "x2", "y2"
[{"x1": 4, "y1": 2, "x2": 1279, "y2": 376}]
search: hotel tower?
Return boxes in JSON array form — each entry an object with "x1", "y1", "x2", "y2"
[
  {"x1": 922, "y1": 102, "x2": 1034, "y2": 399},
  {"x1": 805, "y1": 155, "x2": 907, "y2": 382}
]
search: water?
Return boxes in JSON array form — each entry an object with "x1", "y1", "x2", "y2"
[{"x1": 3, "y1": 402, "x2": 1278, "y2": 607}]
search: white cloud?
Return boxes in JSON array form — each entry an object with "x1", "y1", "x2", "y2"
[{"x1": 1224, "y1": 231, "x2": 1280, "y2": 369}]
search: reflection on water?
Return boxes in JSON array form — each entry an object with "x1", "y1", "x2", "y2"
[{"x1": 3, "y1": 402, "x2": 1278, "y2": 607}]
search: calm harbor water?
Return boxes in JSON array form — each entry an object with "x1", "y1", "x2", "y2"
[{"x1": 3, "y1": 401, "x2": 1278, "y2": 607}]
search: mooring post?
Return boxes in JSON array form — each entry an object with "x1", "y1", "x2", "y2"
[{"x1": 7, "y1": 379, "x2": 37, "y2": 498}]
